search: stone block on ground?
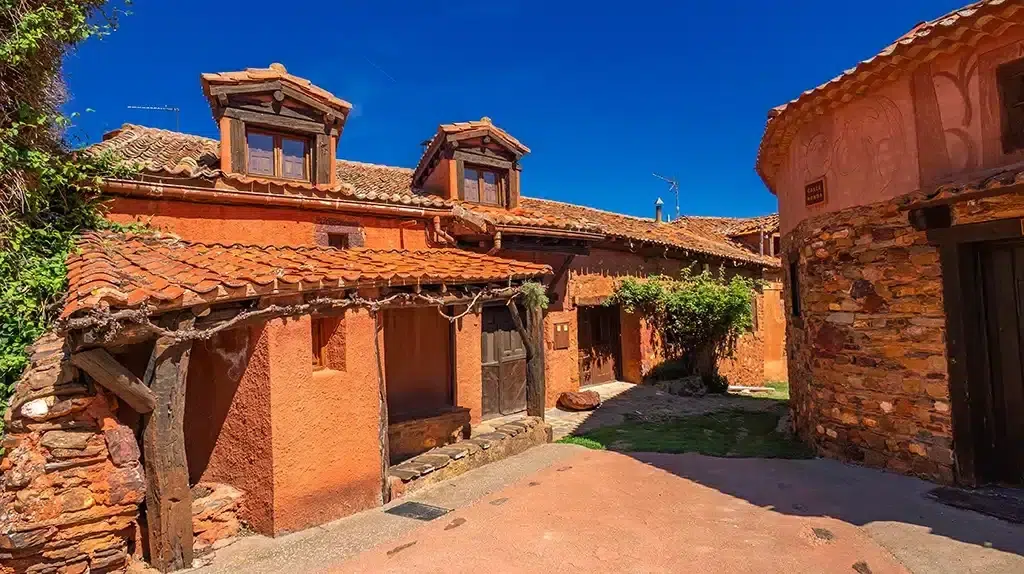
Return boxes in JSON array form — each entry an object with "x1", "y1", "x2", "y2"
[
  {"x1": 191, "y1": 482, "x2": 244, "y2": 554},
  {"x1": 557, "y1": 391, "x2": 601, "y2": 411},
  {"x1": 652, "y1": 376, "x2": 707, "y2": 398}
]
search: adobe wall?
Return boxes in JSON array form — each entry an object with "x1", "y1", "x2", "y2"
[
  {"x1": 185, "y1": 325, "x2": 274, "y2": 534},
  {"x1": 452, "y1": 309, "x2": 483, "y2": 424},
  {"x1": 773, "y1": 27, "x2": 1024, "y2": 235},
  {"x1": 182, "y1": 311, "x2": 383, "y2": 537},
  {"x1": 104, "y1": 197, "x2": 432, "y2": 249}
]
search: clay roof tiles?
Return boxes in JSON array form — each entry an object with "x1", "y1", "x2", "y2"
[
  {"x1": 62, "y1": 232, "x2": 552, "y2": 318},
  {"x1": 514, "y1": 199, "x2": 780, "y2": 267},
  {"x1": 200, "y1": 63, "x2": 352, "y2": 112},
  {"x1": 87, "y1": 124, "x2": 448, "y2": 209},
  {"x1": 756, "y1": 0, "x2": 1024, "y2": 188},
  {"x1": 674, "y1": 214, "x2": 780, "y2": 237}
]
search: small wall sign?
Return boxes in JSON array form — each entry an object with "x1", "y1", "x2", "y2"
[
  {"x1": 805, "y1": 179, "x2": 827, "y2": 207},
  {"x1": 553, "y1": 322, "x2": 570, "y2": 350}
]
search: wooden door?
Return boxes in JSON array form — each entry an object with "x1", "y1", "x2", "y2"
[
  {"x1": 481, "y1": 306, "x2": 527, "y2": 418},
  {"x1": 578, "y1": 305, "x2": 621, "y2": 386},
  {"x1": 975, "y1": 240, "x2": 1024, "y2": 484}
]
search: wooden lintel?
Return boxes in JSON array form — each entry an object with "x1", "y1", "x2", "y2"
[
  {"x1": 71, "y1": 349, "x2": 156, "y2": 413},
  {"x1": 452, "y1": 150, "x2": 514, "y2": 170},
  {"x1": 208, "y1": 80, "x2": 282, "y2": 97},
  {"x1": 142, "y1": 314, "x2": 196, "y2": 572},
  {"x1": 222, "y1": 107, "x2": 329, "y2": 135},
  {"x1": 927, "y1": 217, "x2": 1024, "y2": 245}
]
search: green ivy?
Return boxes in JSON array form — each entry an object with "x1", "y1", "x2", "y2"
[
  {"x1": 519, "y1": 281, "x2": 549, "y2": 311},
  {"x1": 1, "y1": 1, "x2": 131, "y2": 434},
  {"x1": 608, "y1": 268, "x2": 758, "y2": 377}
]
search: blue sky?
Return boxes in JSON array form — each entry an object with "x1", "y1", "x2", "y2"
[{"x1": 63, "y1": 0, "x2": 966, "y2": 219}]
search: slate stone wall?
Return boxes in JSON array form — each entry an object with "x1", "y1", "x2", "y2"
[{"x1": 782, "y1": 198, "x2": 955, "y2": 483}]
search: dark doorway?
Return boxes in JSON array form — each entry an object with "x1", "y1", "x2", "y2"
[
  {"x1": 384, "y1": 307, "x2": 453, "y2": 420},
  {"x1": 481, "y1": 306, "x2": 527, "y2": 419},
  {"x1": 578, "y1": 305, "x2": 621, "y2": 386},
  {"x1": 971, "y1": 239, "x2": 1024, "y2": 485}
]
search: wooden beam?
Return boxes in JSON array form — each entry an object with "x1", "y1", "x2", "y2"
[
  {"x1": 452, "y1": 150, "x2": 514, "y2": 170},
  {"x1": 208, "y1": 80, "x2": 282, "y2": 97},
  {"x1": 927, "y1": 217, "x2": 1024, "y2": 245},
  {"x1": 222, "y1": 107, "x2": 331, "y2": 135},
  {"x1": 141, "y1": 315, "x2": 196, "y2": 572},
  {"x1": 71, "y1": 349, "x2": 156, "y2": 413}
]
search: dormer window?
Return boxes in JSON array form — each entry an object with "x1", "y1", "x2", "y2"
[
  {"x1": 463, "y1": 166, "x2": 504, "y2": 206},
  {"x1": 246, "y1": 130, "x2": 309, "y2": 181}
]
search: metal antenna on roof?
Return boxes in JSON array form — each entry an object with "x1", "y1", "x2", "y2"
[
  {"x1": 652, "y1": 173, "x2": 680, "y2": 219},
  {"x1": 126, "y1": 105, "x2": 181, "y2": 131}
]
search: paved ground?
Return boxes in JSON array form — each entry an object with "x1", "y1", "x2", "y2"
[
  {"x1": 477, "y1": 381, "x2": 785, "y2": 440},
  {"x1": 196, "y1": 444, "x2": 1024, "y2": 574}
]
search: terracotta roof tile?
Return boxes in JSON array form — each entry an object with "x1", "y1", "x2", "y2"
[
  {"x1": 200, "y1": 63, "x2": 352, "y2": 112},
  {"x1": 675, "y1": 214, "x2": 779, "y2": 237},
  {"x1": 757, "y1": 0, "x2": 1024, "y2": 188},
  {"x1": 62, "y1": 232, "x2": 551, "y2": 318},
  {"x1": 438, "y1": 118, "x2": 530, "y2": 154},
  {"x1": 511, "y1": 199, "x2": 780, "y2": 267},
  {"x1": 901, "y1": 163, "x2": 1024, "y2": 207},
  {"x1": 86, "y1": 124, "x2": 448, "y2": 208}
]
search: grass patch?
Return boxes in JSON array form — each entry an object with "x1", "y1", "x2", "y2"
[
  {"x1": 556, "y1": 436, "x2": 607, "y2": 450},
  {"x1": 569, "y1": 410, "x2": 811, "y2": 459},
  {"x1": 763, "y1": 380, "x2": 790, "y2": 401}
]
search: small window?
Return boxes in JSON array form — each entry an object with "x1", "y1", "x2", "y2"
[
  {"x1": 998, "y1": 57, "x2": 1024, "y2": 153},
  {"x1": 246, "y1": 131, "x2": 309, "y2": 181},
  {"x1": 462, "y1": 165, "x2": 504, "y2": 206},
  {"x1": 311, "y1": 317, "x2": 335, "y2": 369},
  {"x1": 771, "y1": 235, "x2": 781, "y2": 257},
  {"x1": 327, "y1": 233, "x2": 349, "y2": 249},
  {"x1": 789, "y1": 261, "x2": 801, "y2": 318}
]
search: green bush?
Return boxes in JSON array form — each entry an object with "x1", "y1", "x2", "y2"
[
  {"x1": 555, "y1": 436, "x2": 606, "y2": 450},
  {"x1": 609, "y1": 268, "x2": 757, "y2": 380}
]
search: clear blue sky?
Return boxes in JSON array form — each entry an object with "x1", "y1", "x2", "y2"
[{"x1": 62, "y1": 0, "x2": 966, "y2": 219}]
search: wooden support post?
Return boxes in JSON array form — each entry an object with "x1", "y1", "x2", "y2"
[
  {"x1": 508, "y1": 301, "x2": 546, "y2": 420},
  {"x1": 373, "y1": 312, "x2": 391, "y2": 504},
  {"x1": 72, "y1": 348, "x2": 157, "y2": 413},
  {"x1": 141, "y1": 317, "x2": 195, "y2": 572}
]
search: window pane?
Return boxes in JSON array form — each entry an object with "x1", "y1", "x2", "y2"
[
  {"x1": 247, "y1": 133, "x2": 274, "y2": 175},
  {"x1": 281, "y1": 137, "x2": 306, "y2": 180},
  {"x1": 464, "y1": 168, "x2": 479, "y2": 202},
  {"x1": 482, "y1": 171, "x2": 499, "y2": 205}
]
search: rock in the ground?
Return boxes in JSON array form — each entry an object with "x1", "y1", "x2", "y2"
[
  {"x1": 653, "y1": 375, "x2": 707, "y2": 398},
  {"x1": 192, "y1": 482, "x2": 244, "y2": 553},
  {"x1": 557, "y1": 391, "x2": 601, "y2": 411}
]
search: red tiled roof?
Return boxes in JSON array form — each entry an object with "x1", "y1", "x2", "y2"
[
  {"x1": 675, "y1": 214, "x2": 779, "y2": 237},
  {"x1": 756, "y1": 0, "x2": 1024, "y2": 189},
  {"x1": 517, "y1": 199, "x2": 780, "y2": 266},
  {"x1": 200, "y1": 63, "x2": 352, "y2": 112},
  {"x1": 88, "y1": 124, "x2": 448, "y2": 208},
  {"x1": 438, "y1": 118, "x2": 529, "y2": 154},
  {"x1": 901, "y1": 163, "x2": 1024, "y2": 207},
  {"x1": 62, "y1": 232, "x2": 551, "y2": 318},
  {"x1": 86, "y1": 125, "x2": 778, "y2": 268}
]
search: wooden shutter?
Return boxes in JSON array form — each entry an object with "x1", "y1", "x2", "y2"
[
  {"x1": 315, "y1": 133, "x2": 332, "y2": 185},
  {"x1": 228, "y1": 118, "x2": 246, "y2": 174}
]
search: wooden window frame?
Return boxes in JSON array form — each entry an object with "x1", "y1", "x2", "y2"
[
  {"x1": 460, "y1": 163, "x2": 507, "y2": 207},
  {"x1": 246, "y1": 128, "x2": 311, "y2": 182}
]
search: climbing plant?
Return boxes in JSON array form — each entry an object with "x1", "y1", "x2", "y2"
[
  {"x1": 1, "y1": 0, "x2": 131, "y2": 432},
  {"x1": 608, "y1": 268, "x2": 758, "y2": 380}
]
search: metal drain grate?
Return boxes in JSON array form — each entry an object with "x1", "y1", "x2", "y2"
[{"x1": 385, "y1": 501, "x2": 451, "y2": 521}]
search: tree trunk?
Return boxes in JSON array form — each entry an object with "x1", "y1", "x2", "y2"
[
  {"x1": 507, "y1": 301, "x2": 546, "y2": 420},
  {"x1": 141, "y1": 318, "x2": 195, "y2": 572}
]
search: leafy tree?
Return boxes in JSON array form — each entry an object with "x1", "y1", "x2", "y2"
[
  {"x1": 608, "y1": 268, "x2": 757, "y2": 382},
  {"x1": 1, "y1": 1, "x2": 130, "y2": 431}
]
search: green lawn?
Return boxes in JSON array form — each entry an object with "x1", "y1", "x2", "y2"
[
  {"x1": 762, "y1": 380, "x2": 790, "y2": 401},
  {"x1": 559, "y1": 409, "x2": 811, "y2": 459}
]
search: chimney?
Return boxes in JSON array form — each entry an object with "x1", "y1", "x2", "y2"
[{"x1": 654, "y1": 197, "x2": 664, "y2": 223}]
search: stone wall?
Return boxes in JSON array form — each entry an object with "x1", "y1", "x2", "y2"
[
  {"x1": 782, "y1": 198, "x2": 954, "y2": 483},
  {"x1": 1, "y1": 335, "x2": 144, "y2": 573},
  {"x1": 388, "y1": 408, "x2": 470, "y2": 464}
]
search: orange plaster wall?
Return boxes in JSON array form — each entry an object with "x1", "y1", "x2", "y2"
[
  {"x1": 453, "y1": 309, "x2": 483, "y2": 424},
  {"x1": 185, "y1": 325, "x2": 275, "y2": 534},
  {"x1": 423, "y1": 158, "x2": 455, "y2": 200},
  {"x1": 103, "y1": 196, "x2": 431, "y2": 249},
  {"x1": 267, "y1": 312, "x2": 383, "y2": 535},
  {"x1": 774, "y1": 26, "x2": 1024, "y2": 235},
  {"x1": 383, "y1": 306, "x2": 452, "y2": 418}
]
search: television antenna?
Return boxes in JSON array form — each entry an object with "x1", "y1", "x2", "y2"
[
  {"x1": 126, "y1": 105, "x2": 180, "y2": 131},
  {"x1": 652, "y1": 173, "x2": 680, "y2": 219}
]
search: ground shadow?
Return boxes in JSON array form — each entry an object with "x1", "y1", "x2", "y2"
[{"x1": 560, "y1": 382, "x2": 1024, "y2": 559}]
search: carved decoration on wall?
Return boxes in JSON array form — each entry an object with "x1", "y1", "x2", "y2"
[
  {"x1": 831, "y1": 96, "x2": 907, "y2": 198},
  {"x1": 933, "y1": 52, "x2": 979, "y2": 174}
]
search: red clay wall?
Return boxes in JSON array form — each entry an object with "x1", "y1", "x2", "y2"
[
  {"x1": 453, "y1": 308, "x2": 483, "y2": 424},
  {"x1": 182, "y1": 311, "x2": 384, "y2": 537},
  {"x1": 383, "y1": 307, "x2": 452, "y2": 418},
  {"x1": 185, "y1": 325, "x2": 275, "y2": 533},
  {"x1": 104, "y1": 197, "x2": 431, "y2": 249},
  {"x1": 268, "y1": 313, "x2": 383, "y2": 534}
]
